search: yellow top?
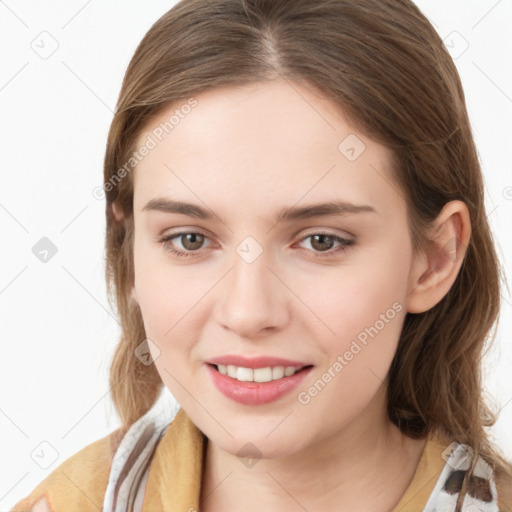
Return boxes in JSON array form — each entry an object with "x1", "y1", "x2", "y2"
[{"x1": 10, "y1": 408, "x2": 509, "y2": 511}]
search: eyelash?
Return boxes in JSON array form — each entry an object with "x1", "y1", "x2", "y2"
[{"x1": 157, "y1": 230, "x2": 355, "y2": 259}]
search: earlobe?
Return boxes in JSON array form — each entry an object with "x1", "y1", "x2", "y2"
[{"x1": 406, "y1": 200, "x2": 471, "y2": 314}]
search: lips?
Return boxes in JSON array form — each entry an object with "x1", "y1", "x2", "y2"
[{"x1": 204, "y1": 354, "x2": 314, "y2": 405}]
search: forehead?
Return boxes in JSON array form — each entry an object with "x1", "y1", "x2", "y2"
[{"x1": 132, "y1": 79, "x2": 404, "y2": 221}]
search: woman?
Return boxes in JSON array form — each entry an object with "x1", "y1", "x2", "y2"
[{"x1": 12, "y1": 0, "x2": 512, "y2": 511}]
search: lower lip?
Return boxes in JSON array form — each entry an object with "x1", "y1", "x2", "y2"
[{"x1": 206, "y1": 364, "x2": 313, "y2": 405}]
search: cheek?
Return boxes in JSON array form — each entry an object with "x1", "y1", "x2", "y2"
[
  {"x1": 301, "y1": 241, "x2": 411, "y2": 356},
  {"x1": 133, "y1": 236, "x2": 178, "y2": 337},
  {"x1": 133, "y1": 237, "x2": 211, "y2": 354},
  {"x1": 292, "y1": 249, "x2": 411, "y2": 423}
]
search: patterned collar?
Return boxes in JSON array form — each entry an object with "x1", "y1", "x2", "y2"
[{"x1": 102, "y1": 395, "x2": 499, "y2": 512}]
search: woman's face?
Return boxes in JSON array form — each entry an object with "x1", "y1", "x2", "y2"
[{"x1": 130, "y1": 79, "x2": 420, "y2": 458}]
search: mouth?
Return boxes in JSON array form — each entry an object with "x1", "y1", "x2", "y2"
[
  {"x1": 206, "y1": 362, "x2": 314, "y2": 405},
  {"x1": 208, "y1": 363, "x2": 314, "y2": 383},
  {"x1": 204, "y1": 354, "x2": 315, "y2": 405}
]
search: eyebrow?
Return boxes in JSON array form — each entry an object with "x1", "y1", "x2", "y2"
[{"x1": 142, "y1": 198, "x2": 378, "y2": 222}]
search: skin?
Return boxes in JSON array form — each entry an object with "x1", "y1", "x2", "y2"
[{"x1": 123, "y1": 78, "x2": 471, "y2": 512}]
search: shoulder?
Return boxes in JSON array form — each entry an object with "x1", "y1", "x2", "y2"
[
  {"x1": 424, "y1": 430, "x2": 511, "y2": 511},
  {"x1": 496, "y1": 469, "x2": 512, "y2": 512},
  {"x1": 10, "y1": 426, "x2": 128, "y2": 512}
]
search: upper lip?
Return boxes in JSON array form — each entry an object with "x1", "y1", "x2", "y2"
[{"x1": 206, "y1": 355, "x2": 311, "y2": 369}]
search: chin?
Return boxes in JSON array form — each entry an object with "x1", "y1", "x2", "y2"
[{"x1": 209, "y1": 425, "x2": 307, "y2": 462}]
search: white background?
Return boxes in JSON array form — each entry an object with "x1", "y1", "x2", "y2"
[{"x1": 0, "y1": 1, "x2": 511, "y2": 509}]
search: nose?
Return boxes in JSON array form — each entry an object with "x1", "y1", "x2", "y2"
[{"x1": 214, "y1": 250, "x2": 289, "y2": 339}]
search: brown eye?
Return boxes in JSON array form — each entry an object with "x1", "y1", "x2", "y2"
[
  {"x1": 298, "y1": 233, "x2": 355, "y2": 257},
  {"x1": 309, "y1": 234, "x2": 336, "y2": 252},
  {"x1": 158, "y1": 231, "x2": 211, "y2": 258},
  {"x1": 179, "y1": 233, "x2": 205, "y2": 251}
]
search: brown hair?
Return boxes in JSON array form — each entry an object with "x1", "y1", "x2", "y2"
[{"x1": 102, "y1": 0, "x2": 512, "y2": 506}]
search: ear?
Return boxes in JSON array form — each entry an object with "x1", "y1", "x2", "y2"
[
  {"x1": 112, "y1": 201, "x2": 136, "y2": 304},
  {"x1": 130, "y1": 286, "x2": 139, "y2": 305},
  {"x1": 406, "y1": 200, "x2": 471, "y2": 314},
  {"x1": 111, "y1": 200, "x2": 124, "y2": 222}
]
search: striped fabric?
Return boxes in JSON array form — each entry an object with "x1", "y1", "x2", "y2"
[{"x1": 10, "y1": 390, "x2": 501, "y2": 511}]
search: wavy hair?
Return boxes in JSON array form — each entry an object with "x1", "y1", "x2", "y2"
[{"x1": 102, "y1": 0, "x2": 512, "y2": 506}]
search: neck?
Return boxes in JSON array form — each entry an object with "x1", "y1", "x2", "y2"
[{"x1": 199, "y1": 384, "x2": 428, "y2": 512}]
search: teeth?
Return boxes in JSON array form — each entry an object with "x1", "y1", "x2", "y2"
[
  {"x1": 237, "y1": 367, "x2": 253, "y2": 382},
  {"x1": 216, "y1": 364, "x2": 301, "y2": 382},
  {"x1": 254, "y1": 367, "x2": 272, "y2": 382},
  {"x1": 272, "y1": 366, "x2": 285, "y2": 379}
]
